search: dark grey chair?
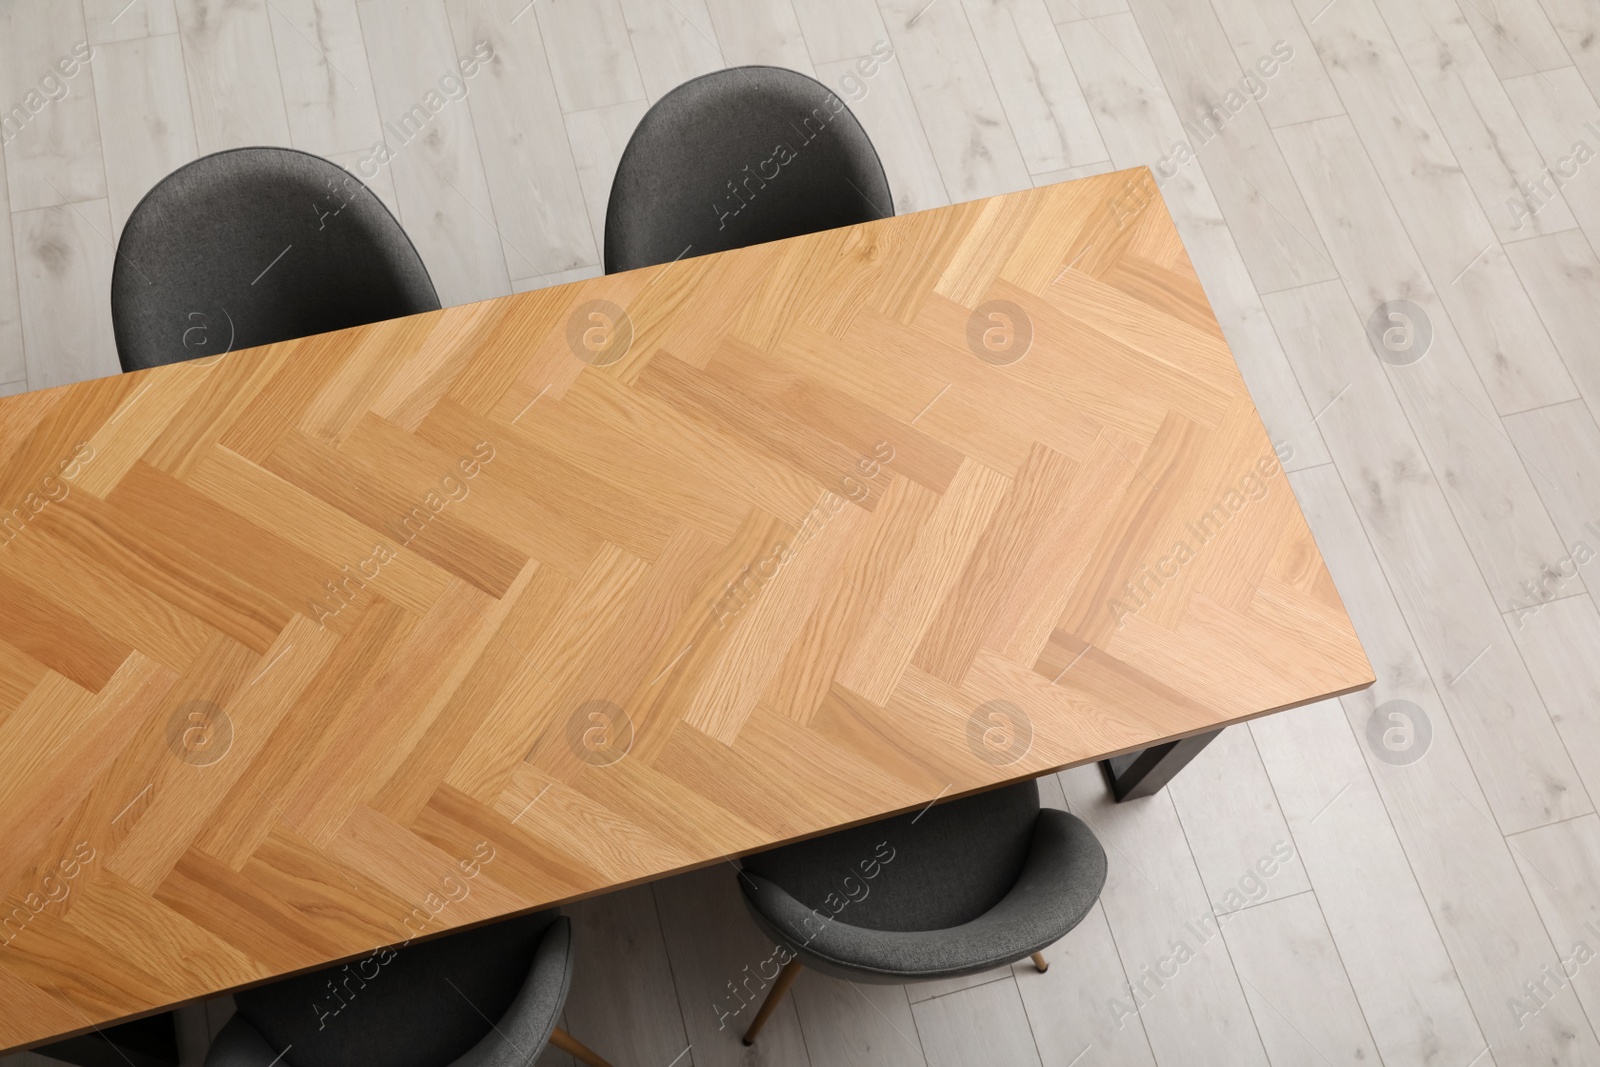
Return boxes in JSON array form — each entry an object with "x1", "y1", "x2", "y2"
[
  {"x1": 112, "y1": 147, "x2": 440, "y2": 372},
  {"x1": 735, "y1": 779, "x2": 1106, "y2": 1044},
  {"x1": 604, "y1": 65, "x2": 893, "y2": 273},
  {"x1": 203, "y1": 910, "x2": 612, "y2": 1067}
]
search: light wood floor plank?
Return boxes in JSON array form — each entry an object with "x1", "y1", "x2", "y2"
[
  {"x1": 268, "y1": 0, "x2": 385, "y2": 158},
  {"x1": 910, "y1": 977, "x2": 1041, "y2": 1067},
  {"x1": 1378, "y1": 0, "x2": 1578, "y2": 244},
  {"x1": 617, "y1": 0, "x2": 723, "y2": 103},
  {"x1": 1206, "y1": 0, "x2": 1343, "y2": 128},
  {"x1": 1502, "y1": 66, "x2": 1600, "y2": 251},
  {"x1": 1275, "y1": 115, "x2": 1578, "y2": 609},
  {"x1": 1046, "y1": 0, "x2": 1129, "y2": 19},
  {"x1": 534, "y1": 0, "x2": 646, "y2": 112},
  {"x1": 447, "y1": 0, "x2": 599, "y2": 281},
  {"x1": 1057, "y1": 764, "x2": 1271, "y2": 1067},
  {"x1": 1251, "y1": 690, "x2": 1487, "y2": 1067},
  {"x1": 791, "y1": 971, "x2": 928, "y2": 1066},
  {"x1": 0, "y1": 146, "x2": 25, "y2": 386},
  {"x1": 90, "y1": 34, "x2": 199, "y2": 237},
  {"x1": 1266, "y1": 278, "x2": 1588, "y2": 832},
  {"x1": 652, "y1": 865, "x2": 812, "y2": 1067},
  {"x1": 958, "y1": 0, "x2": 1108, "y2": 175},
  {"x1": 1280, "y1": 434, "x2": 1600, "y2": 1063},
  {"x1": 559, "y1": 884, "x2": 696, "y2": 1067},
  {"x1": 84, "y1": 0, "x2": 180, "y2": 43},
  {"x1": 12, "y1": 199, "x2": 120, "y2": 388},
  {"x1": 1219, "y1": 892, "x2": 1383, "y2": 1067},
  {"x1": 1507, "y1": 812, "x2": 1600, "y2": 1036},
  {"x1": 815, "y1": 53, "x2": 949, "y2": 214},
  {"x1": 563, "y1": 98, "x2": 649, "y2": 261},
  {"x1": 1032, "y1": 160, "x2": 1115, "y2": 183},
  {"x1": 0, "y1": 0, "x2": 107, "y2": 212},
  {"x1": 1503, "y1": 398, "x2": 1600, "y2": 595},
  {"x1": 792, "y1": 0, "x2": 891, "y2": 64},
  {"x1": 174, "y1": 0, "x2": 292, "y2": 153},
  {"x1": 1502, "y1": 228, "x2": 1600, "y2": 419},
  {"x1": 1019, "y1": 775, "x2": 1158, "y2": 1067},
  {"x1": 358, "y1": 0, "x2": 511, "y2": 306},
  {"x1": 1508, "y1": 593, "x2": 1600, "y2": 822},
  {"x1": 1293, "y1": 0, "x2": 1577, "y2": 414},
  {"x1": 905, "y1": 968, "x2": 1011, "y2": 1005},
  {"x1": 1541, "y1": 0, "x2": 1600, "y2": 104},
  {"x1": 1458, "y1": 0, "x2": 1571, "y2": 80},
  {"x1": 1013, "y1": 898, "x2": 1158, "y2": 1066},
  {"x1": 512, "y1": 264, "x2": 602, "y2": 291},
  {"x1": 1126, "y1": 0, "x2": 1340, "y2": 292},
  {"x1": 1057, "y1": 13, "x2": 1334, "y2": 470},
  {"x1": 1165, "y1": 725, "x2": 1311, "y2": 916},
  {"x1": 876, "y1": 0, "x2": 1033, "y2": 201},
  {"x1": 702, "y1": 0, "x2": 815, "y2": 73}
]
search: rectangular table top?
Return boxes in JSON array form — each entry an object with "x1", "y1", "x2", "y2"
[{"x1": 0, "y1": 168, "x2": 1371, "y2": 1050}]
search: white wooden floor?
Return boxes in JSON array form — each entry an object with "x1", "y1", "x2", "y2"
[{"x1": 4, "y1": 0, "x2": 1600, "y2": 1064}]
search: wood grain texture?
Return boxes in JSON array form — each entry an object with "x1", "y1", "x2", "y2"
[{"x1": 0, "y1": 175, "x2": 1370, "y2": 1053}]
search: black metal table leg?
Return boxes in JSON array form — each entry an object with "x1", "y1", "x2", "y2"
[
  {"x1": 36, "y1": 1013, "x2": 180, "y2": 1067},
  {"x1": 1100, "y1": 729, "x2": 1223, "y2": 801}
]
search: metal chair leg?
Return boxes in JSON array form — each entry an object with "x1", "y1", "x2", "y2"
[
  {"x1": 549, "y1": 1026, "x2": 613, "y2": 1067},
  {"x1": 742, "y1": 959, "x2": 804, "y2": 1046}
]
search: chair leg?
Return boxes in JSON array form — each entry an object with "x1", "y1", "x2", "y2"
[
  {"x1": 1030, "y1": 952, "x2": 1048, "y2": 973},
  {"x1": 548, "y1": 1027, "x2": 614, "y2": 1067},
  {"x1": 742, "y1": 959, "x2": 804, "y2": 1046}
]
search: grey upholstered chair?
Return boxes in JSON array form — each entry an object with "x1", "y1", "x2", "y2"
[
  {"x1": 203, "y1": 910, "x2": 612, "y2": 1067},
  {"x1": 604, "y1": 65, "x2": 893, "y2": 273},
  {"x1": 112, "y1": 147, "x2": 440, "y2": 372},
  {"x1": 735, "y1": 779, "x2": 1106, "y2": 1044}
]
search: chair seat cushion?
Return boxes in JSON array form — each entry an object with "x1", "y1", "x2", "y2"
[
  {"x1": 233, "y1": 910, "x2": 559, "y2": 1067},
  {"x1": 741, "y1": 780, "x2": 1042, "y2": 933},
  {"x1": 741, "y1": 809, "x2": 1107, "y2": 981}
]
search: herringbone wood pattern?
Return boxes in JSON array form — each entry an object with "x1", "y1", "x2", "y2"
[{"x1": 0, "y1": 171, "x2": 1369, "y2": 1050}]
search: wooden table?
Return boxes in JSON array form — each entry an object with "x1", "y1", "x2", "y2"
[{"x1": 0, "y1": 168, "x2": 1371, "y2": 1053}]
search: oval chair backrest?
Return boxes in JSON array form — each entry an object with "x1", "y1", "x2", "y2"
[
  {"x1": 234, "y1": 910, "x2": 559, "y2": 1067},
  {"x1": 111, "y1": 147, "x2": 440, "y2": 372},
  {"x1": 604, "y1": 65, "x2": 893, "y2": 273},
  {"x1": 741, "y1": 779, "x2": 1042, "y2": 933}
]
